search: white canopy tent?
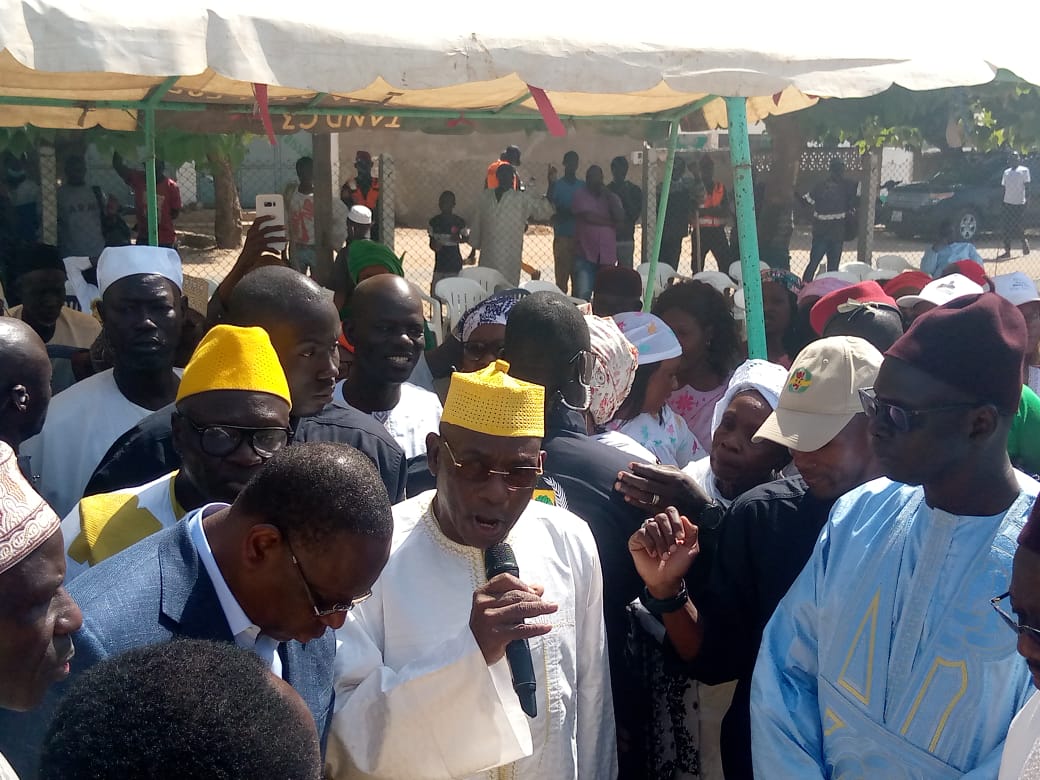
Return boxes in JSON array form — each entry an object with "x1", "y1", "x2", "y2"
[{"x1": 1, "y1": 0, "x2": 1034, "y2": 353}]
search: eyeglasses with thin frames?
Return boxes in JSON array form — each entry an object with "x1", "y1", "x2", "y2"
[
  {"x1": 858, "y1": 387, "x2": 987, "y2": 433},
  {"x1": 991, "y1": 592, "x2": 1040, "y2": 643},
  {"x1": 286, "y1": 540, "x2": 371, "y2": 617},
  {"x1": 440, "y1": 439, "x2": 543, "y2": 492}
]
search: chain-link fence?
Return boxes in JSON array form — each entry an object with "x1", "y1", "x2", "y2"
[{"x1": 9, "y1": 133, "x2": 1040, "y2": 317}]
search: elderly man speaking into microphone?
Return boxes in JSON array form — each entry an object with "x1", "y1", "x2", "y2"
[{"x1": 329, "y1": 360, "x2": 615, "y2": 780}]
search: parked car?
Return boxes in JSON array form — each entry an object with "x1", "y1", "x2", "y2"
[{"x1": 880, "y1": 153, "x2": 1040, "y2": 241}]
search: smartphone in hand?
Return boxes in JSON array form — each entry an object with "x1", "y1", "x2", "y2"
[{"x1": 255, "y1": 194, "x2": 287, "y2": 253}]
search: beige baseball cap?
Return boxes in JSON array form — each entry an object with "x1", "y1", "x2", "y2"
[{"x1": 753, "y1": 336, "x2": 883, "y2": 453}]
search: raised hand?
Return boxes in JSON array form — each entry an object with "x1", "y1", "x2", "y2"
[{"x1": 627, "y1": 507, "x2": 700, "y2": 597}]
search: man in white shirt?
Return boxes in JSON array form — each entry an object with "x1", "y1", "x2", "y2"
[
  {"x1": 1000, "y1": 151, "x2": 1031, "y2": 259},
  {"x1": 999, "y1": 500, "x2": 1040, "y2": 779},
  {"x1": 338, "y1": 275, "x2": 442, "y2": 458},
  {"x1": 22, "y1": 245, "x2": 186, "y2": 515},
  {"x1": 329, "y1": 359, "x2": 616, "y2": 779},
  {"x1": 0, "y1": 442, "x2": 393, "y2": 775}
]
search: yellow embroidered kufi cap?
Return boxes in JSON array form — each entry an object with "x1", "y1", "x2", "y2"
[
  {"x1": 442, "y1": 359, "x2": 544, "y2": 438},
  {"x1": 176, "y1": 324, "x2": 291, "y2": 408}
]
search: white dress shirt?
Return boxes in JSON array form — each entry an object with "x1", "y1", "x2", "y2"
[{"x1": 187, "y1": 504, "x2": 282, "y2": 678}]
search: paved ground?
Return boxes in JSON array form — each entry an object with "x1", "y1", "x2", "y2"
[{"x1": 176, "y1": 209, "x2": 1040, "y2": 296}]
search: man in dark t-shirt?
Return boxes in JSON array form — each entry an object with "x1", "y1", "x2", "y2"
[{"x1": 427, "y1": 190, "x2": 471, "y2": 293}]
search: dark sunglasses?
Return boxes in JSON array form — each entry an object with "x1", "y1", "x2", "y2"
[
  {"x1": 858, "y1": 387, "x2": 986, "y2": 434},
  {"x1": 180, "y1": 415, "x2": 291, "y2": 458},
  {"x1": 440, "y1": 439, "x2": 543, "y2": 491}
]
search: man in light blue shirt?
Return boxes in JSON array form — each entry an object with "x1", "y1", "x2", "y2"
[
  {"x1": 548, "y1": 151, "x2": 585, "y2": 294},
  {"x1": 920, "y1": 219, "x2": 984, "y2": 276}
]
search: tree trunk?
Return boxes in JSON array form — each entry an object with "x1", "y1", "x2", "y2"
[
  {"x1": 759, "y1": 114, "x2": 806, "y2": 269},
  {"x1": 207, "y1": 151, "x2": 242, "y2": 249}
]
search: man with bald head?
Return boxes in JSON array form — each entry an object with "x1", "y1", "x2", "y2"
[
  {"x1": 336, "y1": 275, "x2": 442, "y2": 459},
  {"x1": 22, "y1": 245, "x2": 186, "y2": 516},
  {"x1": 86, "y1": 266, "x2": 407, "y2": 502},
  {"x1": 0, "y1": 317, "x2": 52, "y2": 459}
]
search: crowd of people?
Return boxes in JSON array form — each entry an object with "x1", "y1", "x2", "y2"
[{"x1": 1, "y1": 138, "x2": 1040, "y2": 780}]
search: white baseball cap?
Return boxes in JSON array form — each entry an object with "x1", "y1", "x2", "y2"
[
  {"x1": 993, "y1": 272, "x2": 1040, "y2": 307},
  {"x1": 896, "y1": 273, "x2": 983, "y2": 309}
]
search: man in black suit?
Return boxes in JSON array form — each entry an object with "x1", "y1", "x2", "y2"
[{"x1": 0, "y1": 441, "x2": 393, "y2": 775}]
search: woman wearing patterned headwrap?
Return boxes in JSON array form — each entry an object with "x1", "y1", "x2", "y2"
[
  {"x1": 759, "y1": 268, "x2": 803, "y2": 368},
  {"x1": 453, "y1": 289, "x2": 529, "y2": 373}
]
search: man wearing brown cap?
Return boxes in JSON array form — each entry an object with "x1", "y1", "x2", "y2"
[
  {"x1": 0, "y1": 441, "x2": 82, "y2": 778},
  {"x1": 629, "y1": 336, "x2": 884, "y2": 780},
  {"x1": 752, "y1": 293, "x2": 1038, "y2": 777}
]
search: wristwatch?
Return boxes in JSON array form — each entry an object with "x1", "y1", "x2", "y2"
[
  {"x1": 639, "y1": 581, "x2": 689, "y2": 616},
  {"x1": 697, "y1": 500, "x2": 725, "y2": 531}
]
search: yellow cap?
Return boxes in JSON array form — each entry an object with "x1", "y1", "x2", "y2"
[
  {"x1": 442, "y1": 359, "x2": 545, "y2": 438},
  {"x1": 176, "y1": 324, "x2": 291, "y2": 409}
]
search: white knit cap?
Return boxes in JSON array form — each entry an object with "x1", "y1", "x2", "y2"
[
  {"x1": 96, "y1": 246, "x2": 183, "y2": 296},
  {"x1": 710, "y1": 359, "x2": 790, "y2": 437}
]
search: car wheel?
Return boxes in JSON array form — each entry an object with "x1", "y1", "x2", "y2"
[
  {"x1": 956, "y1": 210, "x2": 979, "y2": 241},
  {"x1": 892, "y1": 225, "x2": 916, "y2": 239}
]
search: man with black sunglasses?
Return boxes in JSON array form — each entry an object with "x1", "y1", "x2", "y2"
[
  {"x1": 0, "y1": 441, "x2": 393, "y2": 775},
  {"x1": 753, "y1": 293, "x2": 1039, "y2": 777},
  {"x1": 60, "y1": 324, "x2": 293, "y2": 579},
  {"x1": 329, "y1": 359, "x2": 614, "y2": 779}
]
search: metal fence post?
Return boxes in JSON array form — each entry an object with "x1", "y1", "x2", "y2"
[
  {"x1": 379, "y1": 153, "x2": 395, "y2": 253},
  {"x1": 312, "y1": 134, "x2": 335, "y2": 287},
  {"x1": 642, "y1": 121, "x2": 679, "y2": 311},
  {"x1": 642, "y1": 141, "x2": 656, "y2": 266},
  {"x1": 857, "y1": 149, "x2": 880, "y2": 264},
  {"x1": 39, "y1": 144, "x2": 57, "y2": 245}
]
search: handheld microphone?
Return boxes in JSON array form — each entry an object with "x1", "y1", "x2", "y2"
[{"x1": 484, "y1": 542, "x2": 538, "y2": 718}]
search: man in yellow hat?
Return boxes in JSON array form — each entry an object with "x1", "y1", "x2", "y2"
[
  {"x1": 59, "y1": 324, "x2": 292, "y2": 579},
  {"x1": 329, "y1": 360, "x2": 615, "y2": 780}
]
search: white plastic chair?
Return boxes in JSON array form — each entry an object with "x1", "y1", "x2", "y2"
[
  {"x1": 813, "y1": 270, "x2": 861, "y2": 284},
  {"x1": 521, "y1": 279, "x2": 567, "y2": 295},
  {"x1": 838, "y1": 261, "x2": 873, "y2": 280},
  {"x1": 410, "y1": 282, "x2": 445, "y2": 345},
  {"x1": 434, "y1": 277, "x2": 487, "y2": 333},
  {"x1": 459, "y1": 266, "x2": 512, "y2": 295},
  {"x1": 875, "y1": 254, "x2": 914, "y2": 272},
  {"x1": 867, "y1": 268, "x2": 900, "y2": 283},
  {"x1": 727, "y1": 260, "x2": 770, "y2": 285},
  {"x1": 637, "y1": 262, "x2": 676, "y2": 300},
  {"x1": 692, "y1": 271, "x2": 735, "y2": 294}
]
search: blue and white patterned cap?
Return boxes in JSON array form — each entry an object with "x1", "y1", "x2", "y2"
[{"x1": 454, "y1": 288, "x2": 529, "y2": 343}]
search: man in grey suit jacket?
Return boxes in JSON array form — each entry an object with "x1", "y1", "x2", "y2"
[{"x1": 0, "y1": 441, "x2": 393, "y2": 776}]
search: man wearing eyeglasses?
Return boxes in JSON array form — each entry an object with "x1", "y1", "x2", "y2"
[
  {"x1": 59, "y1": 324, "x2": 293, "y2": 579},
  {"x1": 328, "y1": 360, "x2": 615, "y2": 780},
  {"x1": 752, "y1": 293, "x2": 1039, "y2": 778},
  {"x1": 998, "y1": 502, "x2": 1040, "y2": 778},
  {"x1": 0, "y1": 441, "x2": 393, "y2": 774}
]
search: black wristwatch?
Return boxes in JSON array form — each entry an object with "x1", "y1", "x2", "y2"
[
  {"x1": 697, "y1": 500, "x2": 725, "y2": 531},
  {"x1": 639, "y1": 581, "x2": 689, "y2": 616}
]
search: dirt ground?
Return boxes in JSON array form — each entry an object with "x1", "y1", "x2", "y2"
[{"x1": 175, "y1": 209, "x2": 1040, "y2": 295}]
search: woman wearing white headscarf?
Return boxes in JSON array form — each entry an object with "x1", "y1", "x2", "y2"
[{"x1": 614, "y1": 358, "x2": 791, "y2": 780}]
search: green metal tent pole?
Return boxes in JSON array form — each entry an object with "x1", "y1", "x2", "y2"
[
  {"x1": 642, "y1": 119, "x2": 679, "y2": 312},
  {"x1": 144, "y1": 105, "x2": 158, "y2": 246},
  {"x1": 724, "y1": 96, "x2": 766, "y2": 359}
]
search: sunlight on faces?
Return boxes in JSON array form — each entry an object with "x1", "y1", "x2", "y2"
[
  {"x1": 710, "y1": 390, "x2": 790, "y2": 498},
  {"x1": 100, "y1": 275, "x2": 184, "y2": 372},
  {"x1": 642, "y1": 357, "x2": 681, "y2": 414},
  {"x1": 1011, "y1": 546, "x2": 1040, "y2": 688},
  {"x1": 790, "y1": 414, "x2": 874, "y2": 500},
  {"x1": 461, "y1": 323, "x2": 507, "y2": 373},
  {"x1": 428, "y1": 423, "x2": 543, "y2": 550},
  {"x1": 262, "y1": 310, "x2": 340, "y2": 416}
]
